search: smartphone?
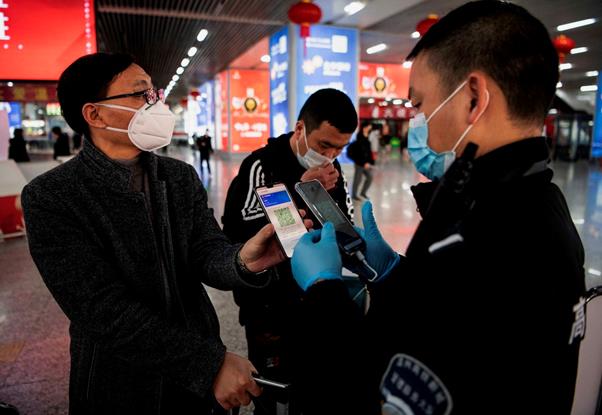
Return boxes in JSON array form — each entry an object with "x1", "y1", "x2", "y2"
[
  {"x1": 254, "y1": 183, "x2": 307, "y2": 258},
  {"x1": 295, "y1": 180, "x2": 365, "y2": 257}
]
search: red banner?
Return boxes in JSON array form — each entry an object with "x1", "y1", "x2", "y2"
[
  {"x1": 359, "y1": 62, "x2": 410, "y2": 99},
  {"x1": 229, "y1": 69, "x2": 270, "y2": 153},
  {"x1": 0, "y1": 84, "x2": 58, "y2": 102},
  {"x1": 0, "y1": 0, "x2": 97, "y2": 81},
  {"x1": 216, "y1": 71, "x2": 229, "y2": 151}
]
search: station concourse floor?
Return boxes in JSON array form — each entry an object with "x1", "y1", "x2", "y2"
[{"x1": 1, "y1": 146, "x2": 601, "y2": 414}]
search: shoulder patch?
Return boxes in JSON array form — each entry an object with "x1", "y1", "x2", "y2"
[{"x1": 380, "y1": 354, "x2": 452, "y2": 415}]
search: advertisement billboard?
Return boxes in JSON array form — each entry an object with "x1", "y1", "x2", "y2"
[
  {"x1": 359, "y1": 62, "x2": 410, "y2": 99},
  {"x1": 269, "y1": 26, "x2": 289, "y2": 137},
  {"x1": 229, "y1": 69, "x2": 270, "y2": 153},
  {"x1": 0, "y1": 0, "x2": 96, "y2": 81},
  {"x1": 294, "y1": 24, "x2": 358, "y2": 117},
  {"x1": 592, "y1": 74, "x2": 602, "y2": 159}
]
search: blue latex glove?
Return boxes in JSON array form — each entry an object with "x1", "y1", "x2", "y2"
[
  {"x1": 291, "y1": 222, "x2": 343, "y2": 291},
  {"x1": 354, "y1": 201, "x2": 400, "y2": 281}
]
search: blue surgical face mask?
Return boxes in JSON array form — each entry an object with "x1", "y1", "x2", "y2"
[{"x1": 408, "y1": 80, "x2": 489, "y2": 180}]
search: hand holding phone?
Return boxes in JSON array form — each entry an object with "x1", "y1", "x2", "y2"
[{"x1": 255, "y1": 183, "x2": 307, "y2": 258}]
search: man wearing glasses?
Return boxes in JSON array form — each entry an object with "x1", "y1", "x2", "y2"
[{"x1": 21, "y1": 53, "x2": 306, "y2": 414}]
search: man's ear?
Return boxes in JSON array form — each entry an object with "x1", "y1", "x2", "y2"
[
  {"x1": 466, "y1": 72, "x2": 490, "y2": 125},
  {"x1": 82, "y1": 103, "x2": 107, "y2": 129}
]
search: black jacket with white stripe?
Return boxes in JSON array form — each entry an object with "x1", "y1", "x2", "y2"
[{"x1": 222, "y1": 132, "x2": 353, "y2": 330}]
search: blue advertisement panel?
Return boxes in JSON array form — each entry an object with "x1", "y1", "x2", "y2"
[
  {"x1": 293, "y1": 24, "x2": 358, "y2": 117},
  {"x1": 196, "y1": 81, "x2": 214, "y2": 137},
  {"x1": 0, "y1": 102, "x2": 21, "y2": 129},
  {"x1": 592, "y1": 74, "x2": 602, "y2": 159},
  {"x1": 269, "y1": 26, "x2": 289, "y2": 137}
]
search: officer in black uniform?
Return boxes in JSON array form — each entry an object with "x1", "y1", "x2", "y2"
[{"x1": 288, "y1": 2, "x2": 586, "y2": 414}]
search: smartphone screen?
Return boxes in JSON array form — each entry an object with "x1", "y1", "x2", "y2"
[
  {"x1": 295, "y1": 180, "x2": 364, "y2": 255},
  {"x1": 255, "y1": 183, "x2": 307, "y2": 258}
]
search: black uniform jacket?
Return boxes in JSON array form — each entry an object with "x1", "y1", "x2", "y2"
[{"x1": 291, "y1": 137, "x2": 585, "y2": 415}]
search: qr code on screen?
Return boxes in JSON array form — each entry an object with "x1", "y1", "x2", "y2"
[{"x1": 274, "y1": 207, "x2": 295, "y2": 227}]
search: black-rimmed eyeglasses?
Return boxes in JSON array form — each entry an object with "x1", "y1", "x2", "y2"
[{"x1": 95, "y1": 87, "x2": 164, "y2": 106}]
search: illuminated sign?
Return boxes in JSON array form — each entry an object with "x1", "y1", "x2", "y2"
[
  {"x1": 359, "y1": 62, "x2": 410, "y2": 99},
  {"x1": 294, "y1": 25, "x2": 358, "y2": 116},
  {"x1": 593, "y1": 73, "x2": 602, "y2": 158},
  {"x1": 230, "y1": 69, "x2": 270, "y2": 152},
  {"x1": 269, "y1": 26, "x2": 289, "y2": 137},
  {"x1": 0, "y1": 0, "x2": 96, "y2": 81}
]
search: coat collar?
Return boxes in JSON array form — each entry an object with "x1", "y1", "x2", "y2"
[
  {"x1": 78, "y1": 137, "x2": 158, "y2": 192},
  {"x1": 411, "y1": 136, "x2": 551, "y2": 215}
]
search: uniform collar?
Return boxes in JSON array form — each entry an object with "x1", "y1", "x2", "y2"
[{"x1": 411, "y1": 136, "x2": 551, "y2": 215}]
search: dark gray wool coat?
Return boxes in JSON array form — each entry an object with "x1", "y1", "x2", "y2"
[{"x1": 21, "y1": 139, "x2": 268, "y2": 414}]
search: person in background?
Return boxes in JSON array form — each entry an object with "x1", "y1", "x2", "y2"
[
  {"x1": 8, "y1": 128, "x2": 30, "y2": 162},
  {"x1": 196, "y1": 129, "x2": 213, "y2": 177},
  {"x1": 222, "y1": 88, "x2": 356, "y2": 415},
  {"x1": 51, "y1": 126, "x2": 71, "y2": 159},
  {"x1": 379, "y1": 123, "x2": 393, "y2": 162},
  {"x1": 347, "y1": 121, "x2": 375, "y2": 201},
  {"x1": 368, "y1": 122, "x2": 381, "y2": 161},
  {"x1": 288, "y1": 1, "x2": 585, "y2": 414}
]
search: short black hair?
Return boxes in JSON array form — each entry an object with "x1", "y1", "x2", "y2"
[
  {"x1": 298, "y1": 89, "x2": 358, "y2": 134},
  {"x1": 407, "y1": 0, "x2": 558, "y2": 125},
  {"x1": 51, "y1": 126, "x2": 62, "y2": 135},
  {"x1": 57, "y1": 53, "x2": 135, "y2": 137}
]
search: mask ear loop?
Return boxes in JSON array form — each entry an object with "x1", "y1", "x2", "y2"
[
  {"x1": 451, "y1": 89, "x2": 490, "y2": 152},
  {"x1": 426, "y1": 80, "x2": 468, "y2": 123}
]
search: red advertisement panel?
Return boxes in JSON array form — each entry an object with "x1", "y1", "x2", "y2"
[
  {"x1": 216, "y1": 71, "x2": 229, "y2": 151},
  {"x1": 229, "y1": 69, "x2": 269, "y2": 153},
  {"x1": 359, "y1": 103, "x2": 416, "y2": 120},
  {"x1": 359, "y1": 62, "x2": 410, "y2": 99},
  {"x1": 0, "y1": 0, "x2": 96, "y2": 81},
  {"x1": 0, "y1": 84, "x2": 58, "y2": 102}
]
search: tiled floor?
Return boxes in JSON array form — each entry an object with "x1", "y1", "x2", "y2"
[{"x1": 1, "y1": 146, "x2": 601, "y2": 414}]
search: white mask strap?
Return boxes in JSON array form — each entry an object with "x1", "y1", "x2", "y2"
[
  {"x1": 106, "y1": 126, "x2": 129, "y2": 134},
  {"x1": 426, "y1": 80, "x2": 468, "y2": 123},
  {"x1": 451, "y1": 89, "x2": 490, "y2": 152},
  {"x1": 96, "y1": 103, "x2": 139, "y2": 113}
]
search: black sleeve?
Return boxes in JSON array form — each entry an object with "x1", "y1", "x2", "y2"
[
  {"x1": 222, "y1": 156, "x2": 268, "y2": 243},
  {"x1": 289, "y1": 280, "x2": 381, "y2": 415},
  {"x1": 332, "y1": 161, "x2": 354, "y2": 223}
]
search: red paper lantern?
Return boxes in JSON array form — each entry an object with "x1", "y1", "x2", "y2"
[
  {"x1": 553, "y1": 34, "x2": 576, "y2": 63},
  {"x1": 189, "y1": 90, "x2": 200, "y2": 99},
  {"x1": 288, "y1": 0, "x2": 322, "y2": 38},
  {"x1": 416, "y1": 14, "x2": 439, "y2": 37}
]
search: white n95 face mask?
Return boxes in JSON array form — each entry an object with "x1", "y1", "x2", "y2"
[
  {"x1": 296, "y1": 126, "x2": 335, "y2": 169},
  {"x1": 97, "y1": 101, "x2": 176, "y2": 152}
]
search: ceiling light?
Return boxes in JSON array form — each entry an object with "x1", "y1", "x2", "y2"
[
  {"x1": 571, "y1": 47, "x2": 588, "y2": 54},
  {"x1": 556, "y1": 82, "x2": 563, "y2": 88},
  {"x1": 411, "y1": 31, "x2": 420, "y2": 39},
  {"x1": 260, "y1": 54, "x2": 271, "y2": 63},
  {"x1": 402, "y1": 61, "x2": 412, "y2": 69},
  {"x1": 548, "y1": 108, "x2": 558, "y2": 115},
  {"x1": 559, "y1": 63, "x2": 573, "y2": 71},
  {"x1": 172, "y1": 75, "x2": 180, "y2": 82},
  {"x1": 344, "y1": 1, "x2": 365, "y2": 16},
  {"x1": 176, "y1": 67, "x2": 184, "y2": 75},
  {"x1": 7, "y1": 81, "x2": 13, "y2": 87},
  {"x1": 197, "y1": 29, "x2": 209, "y2": 42},
  {"x1": 404, "y1": 101, "x2": 413, "y2": 108},
  {"x1": 181, "y1": 58, "x2": 190, "y2": 67},
  {"x1": 580, "y1": 85, "x2": 598, "y2": 92},
  {"x1": 366, "y1": 43, "x2": 387, "y2": 55},
  {"x1": 586, "y1": 70, "x2": 599, "y2": 77},
  {"x1": 187, "y1": 46, "x2": 198, "y2": 57},
  {"x1": 557, "y1": 18, "x2": 597, "y2": 32},
  {"x1": 367, "y1": 98, "x2": 375, "y2": 104},
  {"x1": 393, "y1": 99, "x2": 403, "y2": 105}
]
